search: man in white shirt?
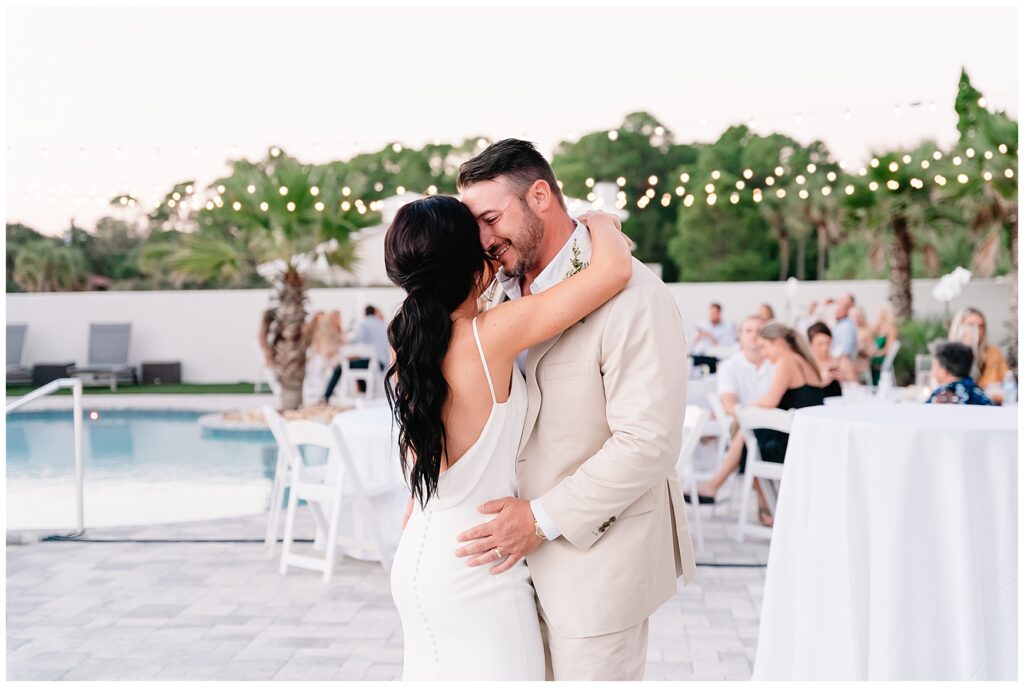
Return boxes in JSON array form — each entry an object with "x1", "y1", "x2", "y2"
[
  {"x1": 686, "y1": 313, "x2": 774, "y2": 504},
  {"x1": 691, "y1": 302, "x2": 738, "y2": 357}
]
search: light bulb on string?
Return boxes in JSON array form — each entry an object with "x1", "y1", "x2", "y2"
[
  {"x1": 585, "y1": 178, "x2": 595, "y2": 188},
  {"x1": 826, "y1": 171, "x2": 837, "y2": 182},
  {"x1": 259, "y1": 201, "x2": 269, "y2": 211},
  {"x1": 966, "y1": 148, "x2": 975, "y2": 158},
  {"x1": 730, "y1": 192, "x2": 740, "y2": 204},
  {"x1": 765, "y1": 176, "x2": 775, "y2": 186},
  {"x1": 921, "y1": 160, "x2": 930, "y2": 169},
  {"x1": 1005, "y1": 169, "x2": 1015, "y2": 178},
  {"x1": 736, "y1": 180, "x2": 745, "y2": 190},
  {"x1": 679, "y1": 173, "x2": 690, "y2": 183},
  {"x1": 617, "y1": 176, "x2": 626, "y2": 186},
  {"x1": 807, "y1": 163, "x2": 816, "y2": 173},
  {"x1": 886, "y1": 180, "x2": 899, "y2": 191},
  {"x1": 684, "y1": 195, "x2": 695, "y2": 207},
  {"x1": 247, "y1": 184, "x2": 255, "y2": 194},
  {"x1": 998, "y1": 144, "x2": 1008, "y2": 154},
  {"x1": 957, "y1": 174, "x2": 969, "y2": 184},
  {"x1": 232, "y1": 201, "x2": 241, "y2": 211},
  {"x1": 216, "y1": 185, "x2": 225, "y2": 194},
  {"x1": 397, "y1": 186, "x2": 406, "y2": 195},
  {"x1": 798, "y1": 189, "x2": 809, "y2": 199},
  {"x1": 821, "y1": 186, "x2": 832, "y2": 196},
  {"x1": 868, "y1": 181, "x2": 879, "y2": 191},
  {"x1": 901, "y1": 155, "x2": 911, "y2": 164},
  {"x1": 743, "y1": 169, "x2": 753, "y2": 179},
  {"x1": 707, "y1": 193, "x2": 717, "y2": 205},
  {"x1": 934, "y1": 175, "x2": 947, "y2": 186},
  {"x1": 870, "y1": 158, "x2": 879, "y2": 168},
  {"x1": 888, "y1": 162, "x2": 899, "y2": 172},
  {"x1": 607, "y1": 130, "x2": 618, "y2": 141},
  {"x1": 342, "y1": 186, "x2": 351, "y2": 196},
  {"x1": 675, "y1": 186, "x2": 685, "y2": 196},
  {"x1": 776, "y1": 189, "x2": 786, "y2": 198},
  {"x1": 933, "y1": 151, "x2": 943, "y2": 160},
  {"x1": 315, "y1": 201, "x2": 324, "y2": 211},
  {"x1": 703, "y1": 183, "x2": 715, "y2": 193},
  {"x1": 648, "y1": 175, "x2": 658, "y2": 185},
  {"x1": 983, "y1": 171, "x2": 993, "y2": 181},
  {"x1": 796, "y1": 175, "x2": 806, "y2": 185},
  {"x1": 279, "y1": 186, "x2": 288, "y2": 195},
  {"x1": 711, "y1": 171, "x2": 720, "y2": 180},
  {"x1": 310, "y1": 186, "x2": 319, "y2": 196},
  {"x1": 774, "y1": 166, "x2": 784, "y2": 176},
  {"x1": 984, "y1": 150, "x2": 994, "y2": 160}
]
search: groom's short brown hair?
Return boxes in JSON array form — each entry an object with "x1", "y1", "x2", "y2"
[{"x1": 457, "y1": 138, "x2": 567, "y2": 210}]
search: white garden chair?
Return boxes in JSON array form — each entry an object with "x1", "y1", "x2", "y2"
[
  {"x1": 337, "y1": 343, "x2": 381, "y2": 400},
  {"x1": 273, "y1": 411, "x2": 392, "y2": 582},
  {"x1": 676, "y1": 405, "x2": 709, "y2": 551},
  {"x1": 262, "y1": 407, "x2": 328, "y2": 554},
  {"x1": 735, "y1": 407, "x2": 794, "y2": 542}
]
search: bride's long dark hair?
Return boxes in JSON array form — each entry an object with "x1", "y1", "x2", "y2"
[{"x1": 384, "y1": 195, "x2": 491, "y2": 507}]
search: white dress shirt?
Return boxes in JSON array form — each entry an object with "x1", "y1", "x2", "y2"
[
  {"x1": 717, "y1": 351, "x2": 775, "y2": 406},
  {"x1": 691, "y1": 318, "x2": 738, "y2": 355},
  {"x1": 495, "y1": 220, "x2": 591, "y2": 541}
]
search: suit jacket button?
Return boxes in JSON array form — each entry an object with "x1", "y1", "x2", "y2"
[{"x1": 610, "y1": 516, "x2": 617, "y2": 522}]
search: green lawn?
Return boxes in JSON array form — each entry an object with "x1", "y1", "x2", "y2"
[{"x1": 4, "y1": 382, "x2": 263, "y2": 396}]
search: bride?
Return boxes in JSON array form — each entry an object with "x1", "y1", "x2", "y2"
[{"x1": 383, "y1": 195, "x2": 631, "y2": 681}]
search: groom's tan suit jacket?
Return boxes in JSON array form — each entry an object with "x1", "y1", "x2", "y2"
[{"x1": 490, "y1": 258, "x2": 697, "y2": 639}]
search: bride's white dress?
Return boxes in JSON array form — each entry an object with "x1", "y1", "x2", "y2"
[{"x1": 390, "y1": 318, "x2": 545, "y2": 681}]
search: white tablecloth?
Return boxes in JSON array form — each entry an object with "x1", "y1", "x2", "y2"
[
  {"x1": 754, "y1": 404, "x2": 1018, "y2": 680},
  {"x1": 326, "y1": 403, "x2": 408, "y2": 561}
]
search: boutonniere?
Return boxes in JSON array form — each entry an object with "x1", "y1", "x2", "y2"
[{"x1": 564, "y1": 239, "x2": 589, "y2": 279}]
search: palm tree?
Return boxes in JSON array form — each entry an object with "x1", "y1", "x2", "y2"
[
  {"x1": 169, "y1": 148, "x2": 366, "y2": 409},
  {"x1": 935, "y1": 70, "x2": 1019, "y2": 364},
  {"x1": 12, "y1": 239, "x2": 88, "y2": 292},
  {"x1": 842, "y1": 142, "x2": 944, "y2": 319}
]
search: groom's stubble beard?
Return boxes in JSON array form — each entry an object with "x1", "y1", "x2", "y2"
[{"x1": 506, "y1": 199, "x2": 545, "y2": 281}]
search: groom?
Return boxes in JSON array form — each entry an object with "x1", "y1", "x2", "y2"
[{"x1": 454, "y1": 139, "x2": 696, "y2": 680}]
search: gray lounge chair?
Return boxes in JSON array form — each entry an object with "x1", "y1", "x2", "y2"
[
  {"x1": 70, "y1": 323, "x2": 138, "y2": 391},
  {"x1": 6, "y1": 324, "x2": 31, "y2": 385}
]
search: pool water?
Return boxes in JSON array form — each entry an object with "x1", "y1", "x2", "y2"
[{"x1": 6, "y1": 409, "x2": 281, "y2": 530}]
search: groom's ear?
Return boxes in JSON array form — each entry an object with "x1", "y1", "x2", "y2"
[{"x1": 527, "y1": 179, "x2": 555, "y2": 213}]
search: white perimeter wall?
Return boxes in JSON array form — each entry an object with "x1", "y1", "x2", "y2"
[{"x1": 6, "y1": 278, "x2": 1013, "y2": 383}]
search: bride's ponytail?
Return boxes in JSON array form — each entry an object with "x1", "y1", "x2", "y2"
[
  {"x1": 385, "y1": 288, "x2": 452, "y2": 506},
  {"x1": 383, "y1": 196, "x2": 489, "y2": 507}
]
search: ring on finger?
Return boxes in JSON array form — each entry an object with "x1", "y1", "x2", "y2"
[{"x1": 494, "y1": 547, "x2": 503, "y2": 560}]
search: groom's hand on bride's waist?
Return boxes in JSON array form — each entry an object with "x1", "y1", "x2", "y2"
[{"x1": 454, "y1": 497, "x2": 543, "y2": 575}]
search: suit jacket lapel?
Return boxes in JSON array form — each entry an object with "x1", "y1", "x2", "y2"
[{"x1": 518, "y1": 331, "x2": 562, "y2": 455}]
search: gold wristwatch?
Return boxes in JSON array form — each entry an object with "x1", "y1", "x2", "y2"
[{"x1": 533, "y1": 518, "x2": 548, "y2": 541}]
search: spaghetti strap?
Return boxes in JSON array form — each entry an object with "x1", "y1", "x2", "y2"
[{"x1": 472, "y1": 317, "x2": 497, "y2": 404}]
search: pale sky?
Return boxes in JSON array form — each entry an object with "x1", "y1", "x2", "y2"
[{"x1": 6, "y1": 4, "x2": 1019, "y2": 234}]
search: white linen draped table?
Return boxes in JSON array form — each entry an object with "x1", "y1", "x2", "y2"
[
  {"x1": 754, "y1": 404, "x2": 1017, "y2": 680},
  {"x1": 323, "y1": 402, "x2": 407, "y2": 561}
]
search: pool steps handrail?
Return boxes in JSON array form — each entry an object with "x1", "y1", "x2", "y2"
[{"x1": 6, "y1": 378, "x2": 85, "y2": 538}]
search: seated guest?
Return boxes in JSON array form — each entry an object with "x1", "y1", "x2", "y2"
[
  {"x1": 323, "y1": 305, "x2": 389, "y2": 401},
  {"x1": 949, "y1": 306, "x2": 1009, "y2": 390},
  {"x1": 688, "y1": 314, "x2": 773, "y2": 505},
  {"x1": 691, "y1": 302, "x2": 738, "y2": 358},
  {"x1": 806, "y1": 322, "x2": 857, "y2": 397},
  {"x1": 747, "y1": 323, "x2": 825, "y2": 525},
  {"x1": 868, "y1": 303, "x2": 899, "y2": 384},
  {"x1": 757, "y1": 303, "x2": 776, "y2": 322},
  {"x1": 927, "y1": 342, "x2": 994, "y2": 406}
]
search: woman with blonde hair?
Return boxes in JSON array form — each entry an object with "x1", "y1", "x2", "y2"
[
  {"x1": 850, "y1": 305, "x2": 875, "y2": 380},
  {"x1": 691, "y1": 322, "x2": 824, "y2": 525},
  {"x1": 949, "y1": 306, "x2": 1009, "y2": 390},
  {"x1": 869, "y1": 302, "x2": 899, "y2": 384}
]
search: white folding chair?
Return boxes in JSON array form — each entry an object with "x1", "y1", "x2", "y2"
[
  {"x1": 261, "y1": 407, "x2": 326, "y2": 554},
  {"x1": 735, "y1": 407, "x2": 794, "y2": 542},
  {"x1": 338, "y1": 343, "x2": 380, "y2": 400},
  {"x1": 276, "y1": 414, "x2": 392, "y2": 582},
  {"x1": 880, "y1": 340, "x2": 901, "y2": 373},
  {"x1": 702, "y1": 393, "x2": 740, "y2": 511},
  {"x1": 676, "y1": 405, "x2": 709, "y2": 551}
]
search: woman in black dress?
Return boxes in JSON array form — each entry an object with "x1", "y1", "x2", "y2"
[{"x1": 746, "y1": 323, "x2": 826, "y2": 525}]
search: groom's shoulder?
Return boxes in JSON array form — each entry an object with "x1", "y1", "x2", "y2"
[{"x1": 614, "y1": 258, "x2": 677, "y2": 306}]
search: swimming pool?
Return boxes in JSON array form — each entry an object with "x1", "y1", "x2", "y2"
[{"x1": 6, "y1": 409, "x2": 280, "y2": 530}]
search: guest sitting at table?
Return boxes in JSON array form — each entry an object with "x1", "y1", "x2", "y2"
[
  {"x1": 747, "y1": 323, "x2": 826, "y2": 525},
  {"x1": 692, "y1": 302, "x2": 738, "y2": 354},
  {"x1": 758, "y1": 303, "x2": 776, "y2": 322},
  {"x1": 806, "y1": 322, "x2": 857, "y2": 397},
  {"x1": 687, "y1": 313, "x2": 773, "y2": 505},
  {"x1": 949, "y1": 306, "x2": 1009, "y2": 391},
  {"x1": 927, "y1": 342, "x2": 994, "y2": 406}
]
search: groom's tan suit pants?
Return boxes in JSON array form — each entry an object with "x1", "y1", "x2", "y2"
[{"x1": 538, "y1": 608, "x2": 649, "y2": 681}]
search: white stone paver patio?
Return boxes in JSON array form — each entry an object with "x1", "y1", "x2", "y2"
[{"x1": 7, "y1": 505, "x2": 768, "y2": 681}]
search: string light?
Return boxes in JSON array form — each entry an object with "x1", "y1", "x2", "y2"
[
  {"x1": 888, "y1": 162, "x2": 899, "y2": 172},
  {"x1": 844, "y1": 184, "x2": 855, "y2": 195},
  {"x1": 765, "y1": 176, "x2": 775, "y2": 186},
  {"x1": 999, "y1": 144, "x2": 1009, "y2": 154},
  {"x1": 730, "y1": 192, "x2": 740, "y2": 204},
  {"x1": 1005, "y1": 168, "x2": 1015, "y2": 178},
  {"x1": 616, "y1": 176, "x2": 626, "y2": 186},
  {"x1": 232, "y1": 201, "x2": 241, "y2": 211},
  {"x1": 796, "y1": 174, "x2": 806, "y2": 185},
  {"x1": 648, "y1": 175, "x2": 658, "y2": 185},
  {"x1": 279, "y1": 186, "x2": 288, "y2": 195},
  {"x1": 957, "y1": 173, "x2": 969, "y2": 184},
  {"x1": 743, "y1": 169, "x2": 753, "y2": 179},
  {"x1": 679, "y1": 173, "x2": 690, "y2": 183},
  {"x1": 798, "y1": 189, "x2": 809, "y2": 199},
  {"x1": 706, "y1": 193, "x2": 717, "y2": 205},
  {"x1": 821, "y1": 186, "x2": 832, "y2": 196},
  {"x1": 868, "y1": 181, "x2": 879, "y2": 191},
  {"x1": 921, "y1": 160, "x2": 930, "y2": 169},
  {"x1": 966, "y1": 148, "x2": 975, "y2": 158},
  {"x1": 901, "y1": 155, "x2": 911, "y2": 164},
  {"x1": 704, "y1": 183, "x2": 715, "y2": 193},
  {"x1": 774, "y1": 166, "x2": 784, "y2": 176},
  {"x1": 735, "y1": 180, "x2": 745, "y2": 190},
  {"x1": 314, "y1": 201, "x2": 324, "y2": 211},
  {"x1": 607, "y1": 130, "x2": 618, "y2": 141},
  {"x1": 585, "y1": 178, "x2": 595, "y2": 187},
  {"x1": 260, "y1": 201, "x2": 269, "y2": 211},
  {"x1": 934, "y1": 175, "x2": 947, "y2": 186},
  {"x1": 683, "y1": 195, "x2": 695, "y2": 207},
  {"x1": 886, "y1": 180, "x2": 899, "y2": 190},
  {"x1": 711, "y1": 171, "x2": 720, "y2": 180},
  {"x1": 675, "y1": 186, "x2": 685, "y2": 196},
  {"x1": 247, "y1": 184, "x2": 256, "y2": 194},
  {"x1": 983, "y1": 171, "x2": 994, "y2": 181},
  {"x1": 310, "y1": 186, "x2": 319, "y2": 196}
]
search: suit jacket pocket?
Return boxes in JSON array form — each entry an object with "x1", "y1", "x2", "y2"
[{"x1": 541, "y1": 360, "x2": 592, "y2": 381}]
